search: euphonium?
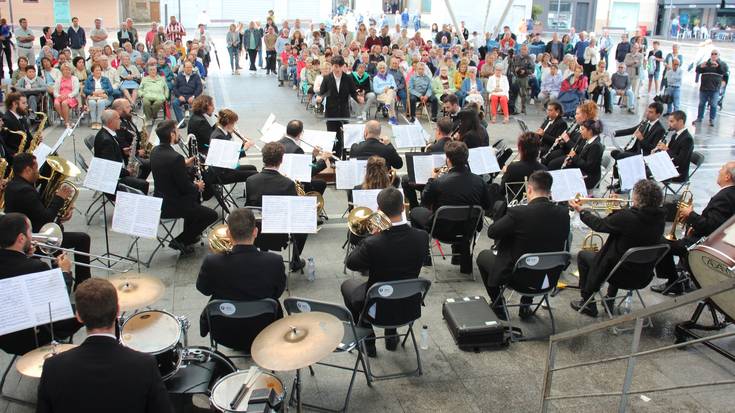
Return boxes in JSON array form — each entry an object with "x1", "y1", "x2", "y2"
[
  {"x1": 207, "y1": 224, "x2": 233, "y2": 253},
  {"x1": 348, "y1": 207, "x2": 392, "y2": 236},
  {"x1": 665, "y1": 185, "x2": 693, "y2": 241},
  {"x1": 39, "y1": 156, "x2": 81, "y2": 208},
  {"x1": 581, "y1": 231, "x2": 604, "y2": 252},
  {"x1": 295, "y1": 180, "x2": 325, "y2": 215},
  {"x1": 55, "y1": 181, "x2": 79, "y2": 221},
  {"x1": 27, "y1": 112, "x2": 48, "y2": 154}
]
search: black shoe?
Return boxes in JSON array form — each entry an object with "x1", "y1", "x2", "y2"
[
  {"x1": 651, "y1": 281, "x2": 684, "y2": 295},
  {"x1": 459, "y1": 266, "x2": 473, "y2": 275},
  {"x1": 364, "y1": 335, "x2": 377, "y2": 358},
  {"x1": 169, "y1": 239, "x2": 195, "y2": 256},
  {"x1": 518, "y1": 305, "x2": 533, "y2": 320},
  {"x1": 490, "y1": 303, "x2": 507, "y2": 321},
  {"x1": 384, "y1": 329, "x2": 398, "y2": 351},
  {"x1": 570, "y1": 299, "x2": 598, "y2": 317},
  {"x1": 451, "y1": 256, "x2": 460, "y2": 265},
  {"x1": 290, "y1": 258, "x2": 306, "y2": 272},
  {"x1": 422, "y1": 256, "x2": 432, "y2": 267}
]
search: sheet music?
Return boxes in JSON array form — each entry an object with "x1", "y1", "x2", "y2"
[
  {"x1": 279, "y1": 154, "x2": 313, "y2": 183},
  {"x1": 50, "y1": 128, "x2": 72, "y2": 154},
  {"x1": 392, "y1": 124, "x2": 426, "y2": 148},
  {"x1": 261, "y1": 113, "x2": 276, "y2": 133},
  {"x1": 468, "y1": 147, "x2": 501, "y2": 174},
  {"x1": 83, "y1": 157, "x2": 123, "y2": 195},
  {"x1": 33, "y1": 143, "x2": 53, "y2": 167},
  {"x1": 617, "y1": 155, "x2": 647, "y2": 191},
  {"x1": 0, "y1": 269, "x2": 74, "y2": 336},
  {"x1": 205, "y1": 139, "x2": 242, "y2": 169},
  {"x1": 260, "y1": 122, "x2": 286, "y2": 143},
  {"x1": 342, "y1": 123, "x2": 366, "y2": 148},
  {"x1": 352, "y1": 189, "x2": 407, "y2": 220},
  {"x1": 644, "y1": 152, "x2": 679, "y2": 182},
  {"x1": 112, "y1": 191, "x2": 163, "y2": 239},
  {"x1": 335, "y1": 159, "x2": 368, "y2": 189},
  {"x1": 549, "y1": 168, "x2": 587, "y2": 202},
  {"x1": 301, "y1": 130, "x2": 337, "y2": 153},
  {"x1": 412, "y1": 119, "x2": 432, "y2": 142},
  {"x1": 412, "y1": 155, "x2": 435, "y2": 185},
  {"x1": 261, "y1": 195, "x2": 317, "y2": 234}
]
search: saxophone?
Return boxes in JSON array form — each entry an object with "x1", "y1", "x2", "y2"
[
  {"x1": 27, "y1": 112, "x2": 48, "y2": 154},
  {"x1": 3, "y1": 128, "x2": 28, "y2": 156},
  {"x1": 0, "y1": 158, "x2": 8, "y2": 209},
  {"x1": 133, "y1": 113, "x2": 154, "y2": 156},
  {"x1": 127, "y1": 124, "x2": 141, "y2": 177}
]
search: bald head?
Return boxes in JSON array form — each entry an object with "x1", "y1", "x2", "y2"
[
  {"x1": 364, "y1": 120, "x2": 381, "y2": 139},
  {"x1": 718, "y1": 161, "x2": 735, "y2": 187}
]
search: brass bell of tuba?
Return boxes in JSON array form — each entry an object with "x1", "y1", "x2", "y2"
[{"x1": 347, "y1": 207, "x2": 392, "y2": 236}]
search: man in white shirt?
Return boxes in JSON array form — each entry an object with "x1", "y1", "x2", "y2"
[
  {"x1": 89, "y1": 18, "x2": 108, "y2": 48},
  {"x1": 14, "y1": 18, "x2": 36, "y2": 62}
]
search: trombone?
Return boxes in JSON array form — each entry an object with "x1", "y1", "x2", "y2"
[{"x1": 31, "y1": 223, "x2": 132, "y2": 272}]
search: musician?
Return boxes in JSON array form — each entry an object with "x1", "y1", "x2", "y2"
[
  {"x1": 476, "y1": 171, "x2": 569, "y2": 319},
  {"x1": 278, "y1": 119, "x2": 330, "y2": 196},
  {"x1": 4, "y1": 153, "x2": 91, "y2": 287},
  {"x1": 317, "y1": 55, "x2": 362, "y2": 157},
  {"x1": 206, "y1": 108, "x2": 258, "y2": 185},
  {"x1": 93, "y1": 109, "x2": 149, "y2": 195},
  {"x1": 610, "y1": 102, "x2": 665, "y2": 189},
  {"x1": 441, "y1": 94, "x2": 462, "y2": 129},
  {"x1": 543, "y1": 100, "x2": 598, "y2": 168},
  {"x1": 343, "y1": 187, "x2": 429, "y2": 357},
  {"x1": 37, "y1": 278, "x2": 174, "y2": 413},
  {"x1": 652, "y1": 110, "x2": 693, "y2": 182},
  {"x1": 111, "y1": 98, "x2": 151, "y2": 181},
  {"x1": 535, "y1": 102, "x2": 567, "y2": 155},
  {"x1": 489, "y1": 132, "x2": 548, "y2": 209},
  {"x1": 245, "y1": 142, "x2": 308, "y2": 272},
  {"x1": 349, "y1": 120, "x2": 403, "y2": 171},
  {"x1": 455, "y1": 108, "x2": 489, "y2": 149},
  {"x1": 196, "y1": 208, "x2": 286, "y2": 340},
  {"x1": 402, "y1": 117, "x2": 453, "y2": 209},
  {"x1": 187, "y1": 94, "x2": 216, "y2": 155},
  {"x1": 0, "y1": 213, "x2": 82, "y2": 356},
  {"x1": 569, "y1": 179, "x2": 666, "y2": 317},
  {"x1": 653, "y1": 161, "x2": 735, "y2": 295},
  {"x1": 150, "y1": 120, "x2": 217, "y2": 255},
  {"x1": 410, "y1": 141, "x2": 491, "y2": 274},
  {"x1": 1, "y1": 92, "x2": 32, "y2": 161},
  {"x1": 560, "y1": 119, "x2": 605, "y2": 189}
]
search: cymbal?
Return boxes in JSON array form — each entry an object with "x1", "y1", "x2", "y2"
[
  {"x1": 108, "y1": 273, "x2": 165, "y2": 312},
  {"x1": 251, "y1": 312, "x2": 343, "y2": 371},
  {"x1": 17, "y1": 343, "x2": 77, "y2": 378}
]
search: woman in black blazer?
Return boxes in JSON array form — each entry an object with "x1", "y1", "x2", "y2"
[{"x1": 564, "y1": 119, "x2": 604, "y2": 189}]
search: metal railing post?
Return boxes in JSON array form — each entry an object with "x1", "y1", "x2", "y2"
[
  {"x1": 619, "y1": 317, "x2": 643, "y2": 412},
  {"x1": 540, "y1": 341, "x2": 557, "y2": 413}
]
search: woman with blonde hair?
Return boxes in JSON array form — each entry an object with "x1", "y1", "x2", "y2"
[
  {"x1": 53, "y1": 63, "x2": 80, "y2": 128},
  {"x1": 359, "y1": 156, "x2": 392, "y2": 190}
]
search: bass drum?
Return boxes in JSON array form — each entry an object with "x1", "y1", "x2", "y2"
[
  {"x1": 165, "y1": 346, "x2": 238, "y2": 412},
  {"x1": 687, "y1": 215, "x2": 735, "y2": 322}
]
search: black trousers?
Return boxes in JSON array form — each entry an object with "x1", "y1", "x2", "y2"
[
  {"x1": 247, "y1": 49, "x2": 258, "y2": 70},
  {"x1": 591, "y1": 86, "x2": 611, "y2": 111},
  {"x1": 410, "y1": 206, "x2": 473, "y2": 273},
  {"x1": 408, "y1": 95, "x2": 438, "y2": 121},
  {"x1": 341, "y1": 278, "x2": 368, "y2": 324},
  {"x1": 303, "y1": 179, "x2": 327, "y2": 195},
  {"x1": 543, "y1": 149, "x2": 567, "y2": 168},
  {"x1": 137, "y1": 158, "x2": 152, "y2": 180},
  {"x1": 326, "y1": 120, "x2": 346, "y2": 159},
  {"x1": 400, "y1": 174, "x2": 424, "y2": 209},
  {"x1": 0, "y1": 41, "x2": 11, "y2": 77},
  {"x1": 578, "y1": 250, "x2": 618, "y2": 298},
  {"x1": 655, "y1": 238, "x2": 692, "y2": 282},
  {"x1": 265, "y1": 50, "x2": 277, "y2": 73},
  {"x1": 610, "y1": 149, "x2": 636, "y2": 180},
  {"x1": 211, "y1": 165, "x2": 257, "y2": 185},
  {"x1": 61, "y1": 231, "x2": 91, "y2": 287},
  {"x1": 164, "y1": 205, "x2": 218, "y2": 245},
  {"x1": 477, "y1": 249, "x2": 533, "y2": 306},
  {"x1": 121, "y1": 175, "x2": 150, "y2": 195}
]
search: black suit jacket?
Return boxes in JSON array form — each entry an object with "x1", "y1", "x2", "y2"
[
  {"x1": 566, "y1": 137, "x2": 604, "y2": 189},
  {"x1": 188, "y1": 113, "x2": 214, "y2": 155},
  {"x1": 345, "y1": 224, "x2": 429, "y2": 291},
  {"x1": 667, "y1": 129, "x2": 694, "y2": 181},
  {"x1": 150, "y1": 143, "x2": 199, "y2": 214},
  {"x1": 245, "y1": 169, "x2": 297, "y2": 207},
  {"x1": 487, "y1": 197, "x2": 570, "y2": 283},
  {"x1": 319, "y1": 73, "x2": 359, "y2": 118},
  {"x1": 500, "y1": 159, "x2": 547, "y2": 200},
  {"x1": 350, "y1": 138, "x2": 404, "y2": 170},
  {"x1": 94, "y1": 127, "x2": 129, "y2": 178},
  {"x1": 539, "y1": 117, "x2": 567, "y2": 151},
  {"x1": 686, "y1": 185, "x2": 735, "y2": 238},
  {"x1": 117, "y1": 118, "x2": 141, "y2": 150},
  {"x1": 421, "y1": 165, "x2": 491, "y2": 212},
  {"x1": 4, "y1": 177, "x2": 64, "y2": 232},
  {"x1": 461, "y1": 128, "x2": 490, "y2": 149},
  {"x1": 37, "y1": 335, "x2": 173, "y2": 413},
  {"x1": 581, "y1": 206, "x2": 666, "y2": 288},
  {"x1": 1, "y1": 111, "x2": 31, "y2": 156},
  {"x1": 614, "y1": 119, "x2": 665, "y2": 155},
  {"x1": 426, "y1": 137, "x2": 450, "y2": 153}
]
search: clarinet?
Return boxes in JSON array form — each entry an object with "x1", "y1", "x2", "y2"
[
  {"x1": 562, "y1": 135, "x2": 586, "y2": 169},
  {"x1": 624, "y1": 118, "x2": 648, "y2": 151},
  {"x1": 543, "y1": 122, "x2": 577, "y2": 162},
  {"x1": 187, "y1": 134, "x2": 204, "y2": 186},
  {"x1": 127, "y1": 124, "x2": 141, "y2": 177}
]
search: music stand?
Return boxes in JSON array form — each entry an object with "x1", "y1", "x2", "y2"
[{"x1": 96, "y1": 185, "x2": 141, "y2": 271}]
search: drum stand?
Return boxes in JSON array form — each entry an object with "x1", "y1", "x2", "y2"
[{"x1": 675, "y1": 300, "x2": 735, "y2": 362}]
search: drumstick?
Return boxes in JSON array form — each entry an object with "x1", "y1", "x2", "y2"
[{"x1": 230, "y1": 367, "x2": 261, "y2": 409}]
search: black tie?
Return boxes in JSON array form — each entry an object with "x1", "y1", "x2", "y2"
[
  {"x1": 642, "y1": 122, "x2": 650, "y2": 136},
  {"x1": 670, "y1": 132, "x2": 678, "y2": 144}
]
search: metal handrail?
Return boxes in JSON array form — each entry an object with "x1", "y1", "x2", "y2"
[{"x1": 540, "y1": 278, "x2": 735, "y2": 413}]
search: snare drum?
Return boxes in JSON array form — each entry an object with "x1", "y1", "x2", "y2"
[
  {"x1": 121, "y1": 310, "x2": 183, "y2": 380},
  {"x1": 688, "y1": 215, "x2": 735, "y2": 321},
  {"x1": 210, "y1": 371, "x2": 285, "y2": 412}
]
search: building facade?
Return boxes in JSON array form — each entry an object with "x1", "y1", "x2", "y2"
[
  {"x1": 533, "y1": 0, "x2": 598, "y2": 32},
  {"x1": 654, "y1": 1, "x2": 735, "y2": 37}
]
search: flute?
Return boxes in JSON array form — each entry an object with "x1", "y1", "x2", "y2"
[{"x1": 232, "y1": 127, "x2": 261, "y2": 151}]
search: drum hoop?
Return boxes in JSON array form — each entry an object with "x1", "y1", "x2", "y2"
[
  {"x1": 160, "y1": 343, "x2": 184, "y2": 381},
  {"x1": 210, "y1": 371, "x2": 284, "y2": 411},
  {"x1": 692, "y1": 245, "x2": 735, "y2": 270},
  {"x1": 120, "y1": 310, "x2": 183, "y2": 354},
  {"x1": 689, "y1": 246, "x2": 735, "y2": 322}
]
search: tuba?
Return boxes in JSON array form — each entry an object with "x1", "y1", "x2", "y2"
[
  {"x1": 347, "y1": 207, "x2": 392, "y2": 236},
  {"x1": 207, "y1": 224, "x2": 233, "y2": 253},
  {"x1": 665, "y1": 185, "x2": 693, "y2": 241},
  {"x1": 27, "y1": 112, "x2": 48, "y2": 154},
  {"x1": 39, "y1": 156, "x2": 81, "y2": 220}
]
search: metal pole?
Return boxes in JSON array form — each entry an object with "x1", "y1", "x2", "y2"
[
  {"x1": 618, "y1": 317, "x2": 644, "y2": 413},
  {"x1": 8, "y1": 0, "x2": 14, "y2": 28},
  {"x1": 177, "y1": 0, "x2": 181, "y2": 23},
  {"x1": 442, "y1": 0, "x2": 466, "y2": 44},
  {"x1": 483, "y1": 0, "x2": 492, "y2": 34}
]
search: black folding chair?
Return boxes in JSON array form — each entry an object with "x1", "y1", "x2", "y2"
[
  {"x1": 663, "y1": 151, "x2": 704, "y2": 198},
  {"x1": 427, "y1": 205, "x2": 484, "y2": 282},
  {"x1": 204, "y1": 298, "x2": 280, "y2": 356},
  {"x1": 284, "y1": 298, "x2": 373, "y2": 412}
]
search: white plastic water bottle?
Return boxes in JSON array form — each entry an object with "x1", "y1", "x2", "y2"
[
  {"x1": 306, "y1": 257, "x2": 316, "y2": 282},
  {"x1": 621, "y1": 294, "x2": 633, "y2": 315},
  {"x1": 419, "y1": 325, "x2": 429, "y2": 350}
]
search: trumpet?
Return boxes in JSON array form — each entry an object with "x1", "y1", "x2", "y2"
[
  {"x1": 207, "y1": 223, "x2": 232, "y2": 253},
  {"x1": 665, "y1": 185, "x2": 693, "y2": 241},
  {"x1": 31, "y1": 223, "x2": 132, "y2": 272},
  {"x1": 573, "y1": 193, "x2": 630, "y2": 212},
  {"x1": 433, "y1": 164, "x2": 449, "y2": 177},
  {"x1": 347, "y1": 207, "x2": 392, "y2": 236}
]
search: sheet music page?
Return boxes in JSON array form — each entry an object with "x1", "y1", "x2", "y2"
[
  {"x1": 392, "y1": 125, "x2": 426, "y2": 148},
  {"x1": 335, "y1": 159, "x2": 367, "y2": 189},
  {"x1": 412, "y1": 155, "x2": 435, "y2": 185},
  {"x1": 50, "y1": 128, "x2": 72, "y2": 154},
  {"x1": 205, "y1": 139, "x2": 242, "y2": 169},
  {"x1": 644, "y1": 152, "x2": 679, "y2": 182},
  {"x1": 352, "y1": 189, "x2": 383, "y2": 211},
  {"x1": 260, "y1": 122, "x2": 287, "y2": 143},
  {"x1": 261, "y1": 113, "x2": 276, "y2": 132},
  {"x1": 549, "y1": 168, "x2": 587, "y2": 201},
  {"x1": 412, "y1": 119, "x2": 432, "y2": 142},
  {"x1": 0, "y1": 269, "x2": 73, "y2": 336},
  {"x1": 617, "y1": 155, "x2": 647, "y2": 191},
  {"x1": 342, "y1": 123, "x2": 366, "y2": 148},
  {"x1": 83, "y1": 157, "x2": 123, "y2": 194},
  {"x1": 279, "y1": 154, "x2": 313, "y2": 183},
  {"x1": 468, "y1": 147, "x2": 501, "y2": 174},
  {"x1": 33, "y1": 143, "x2": 53, "y2": 167},
  {"x1": 432, "y1": 154, "x2": 447, "y2": 168},
  {"x1": 261, "y1": 196, "x2": 317, "y2": 234},
  {"x1": 112, "y1": 191, "x2": 163, "y2": 239},
  {"x1": 301, "y1": 130, "x2": 337, "y2": 153}
]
